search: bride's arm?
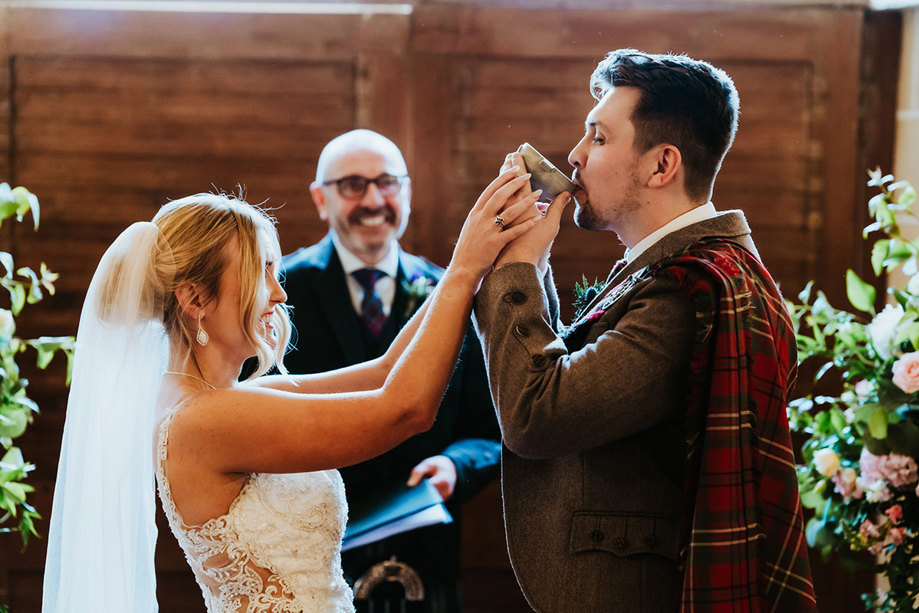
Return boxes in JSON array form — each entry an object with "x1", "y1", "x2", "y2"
[
  {"x1": 173, "y1": 170, "x2": 553, "y2": 475},
  {"x1": 250, "y1": 297, "x2": 431, "y2": 394}
]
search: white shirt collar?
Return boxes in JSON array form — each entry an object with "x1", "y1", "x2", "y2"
[
  {"x1": 625, "y1": 202, "x2": 717, "y2": 263},
  {"x1": 329, "y1": 232, "x2": 400, "y2": 278}
]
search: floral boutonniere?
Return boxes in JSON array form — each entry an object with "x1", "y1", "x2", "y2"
[
  {"x1": 402, "y1": 274, "x2": 436, "y2": 319},
  {"x1": 572, "y1": 275, "x2": 605, "y2": 320}
]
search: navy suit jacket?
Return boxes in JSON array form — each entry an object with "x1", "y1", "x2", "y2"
[{"x1": 282, "y1": 234, "x2": 500, "y2": 581}]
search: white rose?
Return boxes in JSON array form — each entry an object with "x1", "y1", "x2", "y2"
[
  {"x1": 0, "y1": 308, "x2": 15, "y2": 339},
  {"x1": 869, "y1": 303, "x2": 906, "y2": 360},
  {"x1": 814, "y1": 448, "x2": 841, "y2": 477}
]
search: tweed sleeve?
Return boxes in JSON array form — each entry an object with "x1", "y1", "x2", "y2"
[{"x1": 473, "y1": 261, "x2": 696, "y2": 459}]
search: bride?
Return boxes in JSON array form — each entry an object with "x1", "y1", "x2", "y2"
[{"x1": 41, "y1": 168, "x2": 558, "y2": 612}]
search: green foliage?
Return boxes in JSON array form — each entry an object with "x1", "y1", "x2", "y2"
[
  {"x1": 0, "y1": 184, "x2": 73, "y2": 551},
  {"x1": 789, "y1": 170, "x2": 919, "y2": 611},
  {"x1": 572, "y1": 275, "x2": 604, "y2": 319}
]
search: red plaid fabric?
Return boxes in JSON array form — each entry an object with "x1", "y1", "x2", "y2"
[{"x1": 658, "y1": 240, "x2": 817, "y2": 613}]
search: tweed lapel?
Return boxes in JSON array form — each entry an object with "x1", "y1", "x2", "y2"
[
  {"x1": 563, "y1": 210, "x2": 753, "y2": 336},
  {"x1": 310, "y1": 236, "x2": 366, "y2": 364}
]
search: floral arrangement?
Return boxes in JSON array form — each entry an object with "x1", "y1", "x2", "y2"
[
  {"x1": 0, "y1": 183, "x2": 73, "y2": 550},
  {"x1": 788, "y1": 170, "x2": 919, "y2": 611}
]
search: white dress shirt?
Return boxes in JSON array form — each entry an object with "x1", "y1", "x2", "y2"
[
  {"x1": 330, "y1": 232, "x2": 400, "y2": 316},
  {"x1": 625, "y1": 202, "x2": 718, "y2": 263}
]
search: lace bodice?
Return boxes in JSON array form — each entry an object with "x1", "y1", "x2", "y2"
[{"x1": 155, "y1": 410, "x2": 354, "y2": 612}]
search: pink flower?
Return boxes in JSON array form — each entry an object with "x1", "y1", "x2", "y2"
[
  {"x1": 889, "y1": 527, "x2": 906, "y2": 546},
  {"x1": 832, "y1": 468, "x2": 864, "y2": 501},
  {"x1": 893, "y1": 351, "x2": 919, "y2": 393},
  {"x1": 860, "y1": 449, "x2": 884, "y2": 480},
  {"x1": 859, "y1": 449, "x2": 919, "y2": 490},
  {"x1": 884, "y1": 453, "x2": 919, "y2": 488},
  {"x1": 861, "y1": 519, "x2": 881, "y2": 540},
  {"x1": 886, "y1": 504, "x2": 904, "y2": 524}
]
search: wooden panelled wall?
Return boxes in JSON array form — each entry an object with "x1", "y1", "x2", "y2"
[{"x1": 0, "y1": 4, "x2": 898, "y2": 612}]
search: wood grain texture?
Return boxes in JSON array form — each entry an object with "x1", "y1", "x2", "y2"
[{"x1": 0, "y1": 5, "x2": 897, "y2": 612}]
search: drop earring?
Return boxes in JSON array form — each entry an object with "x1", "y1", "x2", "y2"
[{"x1": 196, "y1": 314, "x2": 209, "y2": 346}]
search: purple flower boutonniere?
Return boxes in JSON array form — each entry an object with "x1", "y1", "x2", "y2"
[{"x1": 402, "y1": 274, "x2": 436, "y2": 319}]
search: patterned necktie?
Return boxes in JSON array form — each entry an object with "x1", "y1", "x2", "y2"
[{"x1": 351, "y1": 268, "x2": 387, "y2": 338}]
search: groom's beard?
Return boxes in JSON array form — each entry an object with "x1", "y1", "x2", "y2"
[{"x1": 574, "y1": 193, "x2": 641, "y2": 232}]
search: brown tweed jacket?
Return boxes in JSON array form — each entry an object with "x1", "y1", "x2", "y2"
[{"x1": 472, "y1": 211, "x2": 759, "y2": 613}]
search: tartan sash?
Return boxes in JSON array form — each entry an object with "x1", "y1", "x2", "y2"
[{"x1": 658, "y1": 240, "x2": 817, "y2": 613}]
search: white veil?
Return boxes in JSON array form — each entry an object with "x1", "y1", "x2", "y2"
[{"x1": 43, "y1": 222, "x2": 172, "y2": 613}]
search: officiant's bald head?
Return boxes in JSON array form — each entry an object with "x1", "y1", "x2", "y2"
[{"x1": 309, "y1": 129, "x2": 412, "y2": 266}]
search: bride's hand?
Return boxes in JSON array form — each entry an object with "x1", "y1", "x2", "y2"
[{"x1": 448, "y1": 169, "x2": 543, "y2": 283}]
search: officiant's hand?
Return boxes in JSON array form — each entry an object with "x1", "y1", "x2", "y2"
[{"x1": 407, "y1": 455, "x2": 457, "y2": 501}]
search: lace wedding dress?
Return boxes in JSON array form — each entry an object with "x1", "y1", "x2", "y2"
[{"x1": 155, "y1": 409, "x2": 354, "y2": 612}]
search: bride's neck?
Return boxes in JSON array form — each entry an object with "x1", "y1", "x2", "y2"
[{"x1": 167, "y1": 342, "x2": 241, "y2": 390}]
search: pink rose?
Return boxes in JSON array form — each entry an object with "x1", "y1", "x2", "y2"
[
  {"x1": 893, "y1": 351, "x2": 919, "y2": 393},
  {"x1": 889, "y1": 527, "x2": 906, "y2": 546},
  {"x1": 832, "y1": 468, "x2": 864, "y2": 501},
  {"x1": 886, "y1": 504, "x2": 904, "y2": 524}
]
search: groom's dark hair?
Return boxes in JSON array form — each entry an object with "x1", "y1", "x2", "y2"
[{"x1": 590, "y1": 49, "x2": 739, "y2": 203}]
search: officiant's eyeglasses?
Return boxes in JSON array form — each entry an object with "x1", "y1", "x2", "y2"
[{"x1": 322, "y1": 173, "x2": 409, "y2": 200}]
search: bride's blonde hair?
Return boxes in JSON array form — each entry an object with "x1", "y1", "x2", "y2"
[{"x1": 152, "y1": 193, "x2": 291, "y2": 379}]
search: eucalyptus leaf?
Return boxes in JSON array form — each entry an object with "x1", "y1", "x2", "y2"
[
  {"x1": 846, "y1": 269, "x2": 876, "y2": 314},
  {"x1": 869, "y1": 406, "x2": 889, "y2": 439}
]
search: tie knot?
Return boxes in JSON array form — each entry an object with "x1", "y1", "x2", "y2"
[{"x1": 352, "y1": 268, "x2": 386, "y2": 291}]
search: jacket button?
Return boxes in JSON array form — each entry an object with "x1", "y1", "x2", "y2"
[
  {"x1": 503, "y1": 291, "x2": 527, "y2": 304},
  {"x1": 590, "y1": 529, "x2": 604, "y2": 543},
  {"x1": 515, "y1": 324, "x2": 530, "y2": 338},
  {"x1": 530, "y1": 354, "x2": 546, "y2": 368}
]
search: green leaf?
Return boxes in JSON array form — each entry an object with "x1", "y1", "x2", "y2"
[
  {"x1": 887, "y1": 420, "x2": 919, "y2": 457},
  {"x1": 869, "y1": 406, "x2": 889, "y2": 439},
  {"x1": 8, "y1": 282, "x2": 25, "y2": 315},
  {"x1": 10, "y1": 185, "x2": 39, "y2": 229},
  {"x1": 872, "y1": 239, "x2": 890, "y2": 276},
  {"x1": 0, "y1": 447, "x2": 24, "y2": 470},
  {"x1": 2, "y1": 481, "x2": 28, "y2": 503},
  {"x1": 846, "y1": 269, "x2": 876, "y2": 313},
  {"x1": 797, "y1": 281, "x2": 813, "y2": 304},
  {"x1": 800, "y1": 487, "x2": 827, "y2": 510},
  {"x1": 806, "y1": 517, "x2": 835, "y2": 548},
  {"x1": 16, "y1": 266, "x2": 41, "y2": 305},
  {"x1": 830, "y1": 408, "x2": 847, "y2": 433},
  {"x1": 27, "y1": 336, "x2": 74, "y2": 370},
  {"x1": 863, "y1": 431, "x2": 891, "y2": 455}
]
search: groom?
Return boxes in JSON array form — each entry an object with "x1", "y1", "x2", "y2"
[{"x1": 473, "y1": 49, "x2": 817, "y2": 611}]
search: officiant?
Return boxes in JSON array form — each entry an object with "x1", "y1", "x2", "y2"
[{"x1": 281, "y1": 129, "x2": 501, "y2": 613}]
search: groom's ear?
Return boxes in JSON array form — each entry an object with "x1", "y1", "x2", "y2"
[{"x1": 174, "y1": 283, "x2": 206, "y2": 318}]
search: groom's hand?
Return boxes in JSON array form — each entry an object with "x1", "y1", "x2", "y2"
[
  {"x1": 496, "y1": 190, "x2": 571, "y2": 272},
  {"x1": 496, "y1": 152, "x2": 571, "y2": 273},
  {"x1": 407, "y1": 455, "x2": 457, "y2": 501}
]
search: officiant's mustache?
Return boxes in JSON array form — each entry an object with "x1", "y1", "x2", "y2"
[{"x1": 348, "y1": 204, "x2": 397, "y2": 226}]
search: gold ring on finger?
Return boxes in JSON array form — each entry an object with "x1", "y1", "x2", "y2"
[{"x1": 494, "y1": 215, "x2": 506, "y2": 228}]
